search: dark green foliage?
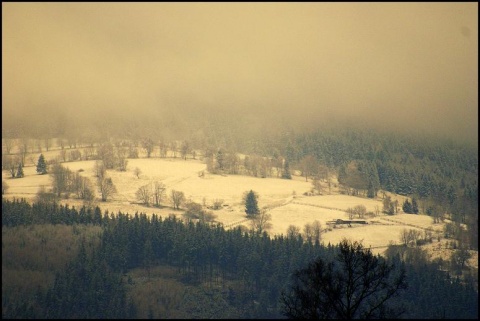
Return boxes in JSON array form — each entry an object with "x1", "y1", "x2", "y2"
[
  {"x1": 244, "y1": 190, "x2": 260, "y2": 217},
  {"x1": 2, "y1": 199, "x2": 478, "y2": 319},
  {"x1": 16, "y1": 162, "x2": 24, "y2": 178},
  {"x1": 411, "y1": 197, "x2": 419, "y2": 214},
  {"x1": 282, "y1": 159, "x2": 292, "y2": 179},
  {"x1": 36, "y1": 154, "x2": 47, "y2": 174},
  {"x1": 402, "y1": 199, "x2": 413, "y2": 213}
]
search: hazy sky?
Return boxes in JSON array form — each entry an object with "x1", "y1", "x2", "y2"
[{"x1": 2, "y1": 2, "x2": 478, "y2": 144}]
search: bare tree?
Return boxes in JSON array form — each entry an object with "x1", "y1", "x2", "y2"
[
  {"x1": 4, "y1": 155, "x2": 20, "y2": 178},
  {"x1": 346, "y1": 207, "x2": 355, "y2": 220},
  {"x1": 400, "y1": 228, "x2": 411, "y2": 246},
  {"x1": 69, "y1": 149, "x2": 82, "y2": 161},
  {"x1": 312, "y1": 177, "x2": 323, "y2": 195},
  {"x1": 142, "y1": 138, "x2": 155, "y2": 158},
  {"x1": 299, "y1": 155, "x2": 318, "y2": 182},
  {"x1": 136, "y1": 183, "x2": 152, "y2": 206},
  {"x1": 311, "y1": 220, "x2": 322, "y2": 244},
  {"x1": 3, "y1": 138, "x2": 14, "y2": 154},
  {"x1": 97, "y1": 176, "x2": 116, "y2": 202},
  {"x1": 281, "y1": 239, "x2": 407, "y2": 319},
  {"x1": 94, "y1": 160, "x2": 107, "y2": 179},
  {"x1": 250, "y1": 209, "x2": 272, "y2": 234},
  {"x1": 170, "y1": 189, "x2": 185, "y2": 210},
  {"x1": 60, "y1": 149, "x2": 68, "y2": 162},
  {"x1": 170, "y1": 141, "x2": 178, "y2": 158},
  {"x1": 158, "y1": 140, "x2": 167, "y2": 158},
  {"x1": 400, "y1": 228, "x2": 422, "y2": 247},
  {"x1": 51, "y1": 162, "x2": 71, "y2": 197},
  {"x1": 153, "y1": 181, "x2": 166, "y2": 207},
  {"x1": 180, "y1": 140, "x2": 190, "y2": 160},
  {"x1": 286, "y1": 225, "x2": 301, "y2": 239},
  {"x1": 35, "y1": 139, "x2": 42, "y2": 153},
  {"x1": 354, "y1": 204, "x2": 367, "y2": 219},
  {"x1": 303, "y1": 223, "x2": 313, "y2": 243},
  {"x1": 115, "y1": 147, "x2": 128, "y2": 171}
]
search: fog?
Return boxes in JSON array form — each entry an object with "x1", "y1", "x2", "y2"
[{"x1": 2, "y1": 3, "x2": 478, "y2": 145}]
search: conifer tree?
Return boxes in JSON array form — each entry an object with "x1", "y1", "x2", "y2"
[
  {"x1": 16, "y1": 162, "x2": 24, "y2": 178},
  {"x1": 412, "y1": 197, "x2": 419, "y2": 214},
  {"x1": 402, "y1": 199, "x2": 413, "y2": 214},
  {"x1": 282, "y1": 159, "x2": 292, "y2": 179},
  {"x1": 36, "y1": 154, "x2": 48, "y2": 174},
  {"x1": 244, "y1": 190, "x2": 260, "y2": 217}
]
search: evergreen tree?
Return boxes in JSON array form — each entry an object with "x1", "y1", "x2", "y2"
[
  {"x1": 411, "y1": 197, "x2": 419, "y2": 214},
  {"x1": 402, "y1": 199, "x2": 413, "y2": 214},
  {"x1": 16, "y1": 162, "x2": 24, "y2": 178},
  {"x1": 36, "y1": 154, "x2": 48, "y2": 174},
  {"x1": 244, "y1": 190, "x2": 260, "y2": 217},
  {"x1": 282, "y1": 159, "x2": 292, "y2": 179}
]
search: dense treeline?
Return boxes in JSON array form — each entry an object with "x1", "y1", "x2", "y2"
[
  {"x1": 3, "y1": 115, "x2": 477, "y2": 232},
  {"x1": 2, "y1": 198, "x2": 477, "y2": 318}
]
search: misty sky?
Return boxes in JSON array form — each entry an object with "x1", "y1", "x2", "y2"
[{"x1": 2, "y1": 2, "x2": 478, "y2": 144}]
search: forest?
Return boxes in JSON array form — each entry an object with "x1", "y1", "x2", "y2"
[{"x1": 2, "y1": 191, "x2": 478, "y2": 318}]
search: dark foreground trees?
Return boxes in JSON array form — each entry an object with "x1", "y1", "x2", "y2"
[{"x1": 281, "y1": 239, "x2": 407, "y2": 319}]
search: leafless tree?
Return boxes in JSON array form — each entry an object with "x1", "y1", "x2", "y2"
[
  {"x1": 3, "y1": 155, "x2": 20, "y2": 178},
  {"x1": 303, "y1": 223, "x2": 313, "y2": 243},
  {"x1": 354, "y1": 204, "x2": 367, "y2": 219},
  {"x1": 286, "y1": 225, "x2": 301, "y2": 239},
  {"x1": 97, "y1": 176, "x2": 116, "y2": 202},
  {"x1": 299, "y1": 155, "x2": 318, "y2": 182},
  {"x1": 158, "y1": 140, "x2": 168, "y2": 158},
  {"x1": 94, "y1": 160, "x2": 107, "y2": 179},
  {"x1": 44, "y1": 137, "x2": 51, "y2": 152},
  {"x1": 250, "y1": 209, "x2": 272, "y2": 234},
  {"x1": 311, "y1": 220, "x2": 322, "y2": 244},
  {"x1": 312, "y1": 177, "x2": 323, "y2": 195},
  {"x1": 170, "y1": 189, "x2": 185, "y2": 210},
  {"x1": 170, "y1": 141, "x2": 178, "y2": 158},
  {"x1": 180, "y1": 140, "x2": 190, "y2": 160},
  {"x1": 136, "y1": 183, "x2": 152, "y2": 206},
  {"x1": 35, "y1": 139, "x2": 42, "y2": 153},
  {"x1": 115, "y1": 147, "x2": 128, "y2": 171},
  {"x1": 3, "y1": 138, "x2": 15, "y2": 154},
  {"x1": 69, "y1": 149, "x2": 82, "y2": 161},
  {"x1": 153, "y1": 181, "x2": 166, "y2": 207},
  {"x1": 346, "y1": 207, "x2": 355, "y2": 220},
  {"x1": 142, "y1": 138, "x2": 155, "y2": 158},
  {"x1": 60, "y1": 149, "x2": 68, "y2": 162}
]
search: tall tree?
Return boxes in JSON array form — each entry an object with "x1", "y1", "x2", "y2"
[
  {"x1": 411, "y1": 197, "x2": 419, "y2": 214},
  {"x1": 98, "y1": 176, "x2": 117, "y2": 202},
  {"x1": 16, "y1": 162, "x2": 24, "y2": 178},
  {"x1": 282, "y1": 159, "x2": 292, "y2": 179},
  {"x1": 281, "y1": 239, "x2": 407, "y2": 319},
  {"x1": 250, "y1": 209, "x2": 272, "y2": 234},
  {"x1": 136, "y1": 184, "x2": 152, "y2": 206},
  {"x1": 300, "y1": 155, "x2": 318, "y2": 182},
  {"x1": 244, "y1": 190, "x2": 260, "y2": 217},
  {"x1": 170, "y1": 189, "x2": 185, "y2": 210},
  {"x1": 142, "y1": 138, "x2": 155, "y2": 158},
  {"x1": 36, "y1": 154, "x2": 48, "y2": 174}
]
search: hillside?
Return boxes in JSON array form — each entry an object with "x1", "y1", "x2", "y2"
[{"x1": 3, "y1": 151, "x2": 477, "y2": 271}]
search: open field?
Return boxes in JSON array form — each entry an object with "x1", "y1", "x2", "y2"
[{"x1": 3, "y1": 155, "x2": 453, "y2": 258}]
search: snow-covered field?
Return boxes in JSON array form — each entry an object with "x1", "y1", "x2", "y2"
[{"x1": 3, "y1": 155, "x2": 447, "y2": 256}]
